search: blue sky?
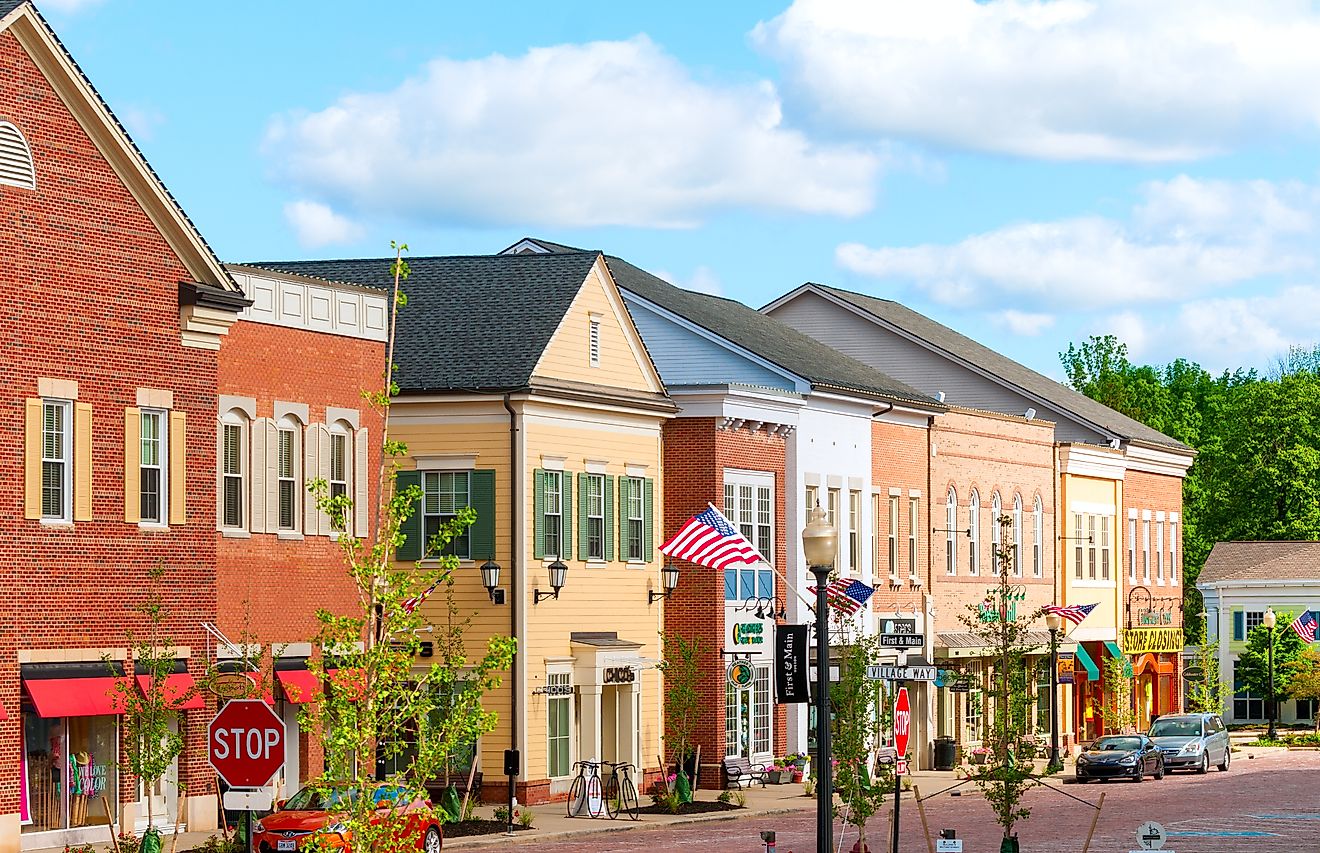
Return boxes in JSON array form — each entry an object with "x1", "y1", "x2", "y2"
[{"x1": 36, "y1": 0, "x2": 1320, "y2": 377}]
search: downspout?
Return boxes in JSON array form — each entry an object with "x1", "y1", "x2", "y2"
[{"x1": 504, "y1": 391, "x2": 523, "y2": 789}]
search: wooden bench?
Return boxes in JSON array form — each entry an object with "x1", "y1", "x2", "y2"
[{"x1": 722, "y1": 756, "x2": 767, "y2": 789}]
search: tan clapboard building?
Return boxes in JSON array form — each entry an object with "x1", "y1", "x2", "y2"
[{"x1": 256, "y1": 252, "x2": 677, "y2": 803}]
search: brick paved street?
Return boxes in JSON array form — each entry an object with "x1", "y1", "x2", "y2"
[{"x1": 494, "y1": 749, "x2": 1319, "y2": 853}]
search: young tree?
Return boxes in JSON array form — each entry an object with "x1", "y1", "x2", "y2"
[
  {"x1": 1285, "y1": 647, "x2": 1320, "y2": 732},
  {"x1": 1237, "y1": 614, "x2": 1307, "y2": 716},
  {"x1": 300, "y1": 244, "x2": 516, "y2": 853},
  {"x1": 1183, "y1": 641, "x2": 1231, "y2": 715},
  {"x1": 657, "y1": 632, "x2": 703, "y2": 797},
  {"x1": 829, "y1": 631, "x2": 889, "y2": 853},
  {"x1": 1100, "y1": 656, "x2": 1135, "y2": 734}
]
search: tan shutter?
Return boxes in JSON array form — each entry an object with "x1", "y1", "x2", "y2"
[
  {"x1": 249, "y1": 418, "x2": 268, "y2": 534},
  {"x1": 124, "y1": 407, "x2": 141, "y2": 523},
  {"x1": 265, "y1": 419, "x2": 280, "y2": 532},
  {"x1": 302, "y1": 424, "x2": 318, "y2": 535},
  {"x1": 353, "y1": 426, "x2": 370, "y2": 537},
  {"x1": 24, "y1": 399, "x2": 42, "y2": 519},
  {"x1": 169, "y1": 411, "x2": 186, "y2": 525},
  {"x1": 316, "y1": 425, "x2": 332, "y2": 535},
  {"x1": 73, "y1": 403, "x2": 92, "y2": 521}
]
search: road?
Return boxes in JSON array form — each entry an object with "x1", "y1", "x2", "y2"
[{"x1": 508, "y1": 748, "x2": 1320, "y2": 852}]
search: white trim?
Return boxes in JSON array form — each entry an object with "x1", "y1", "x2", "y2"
[
  {"x1": 1058, "y1": 444, "x2": 1127, "y2": 479},
  {"x1": 1067, "y1": 501, "x2": 1115, "y2": 516},
  {"x1": 1142, "y1": 509, "x2": 1152, "y2": 520},
  {"x1": 219, "y1": 394, "x2": 256, "y2": 420},
  {"x1": 888, "y1": 487, "x2": 902, "y2": 496},
  {"x1": 228, "y1": 267, "x2": 388, "y2": 342},
  {"x1": 415, "y1": 453, "x2": 478, "y2": 472},
  {"x1": 1128, "y1": 508, "x2": 1138, "y2": 519},
  {"x1": 540, "y1": 455, "x2": 566, "y2": 471},
  {"x1": 326, "y1": 406, "x2": 361, "y2": 430},
  {"x1": 136, "y1": 388, "x2": 174, "y2": 409},
  {"x1": 625, "y1": 463, "x2": 648, "y2": 477},
  {"x1": 1125, "y1": 443, "x2": 1195, "y2": 476},
  {"x1": 37, "y1": 377, "x2": 77, "y2": 400},
  {"x1": 1155, "y1": 510, "x2": 1166, "y2": 521},
  {"x1": 908, "y1": 489, "x2": 922, "y2": 498},
  {"x1": 584, "y1": 458, "x2": 609, "y2": 475},
  {"x1": 273, "y1": 400, "x2": 309, "y2": 424}
]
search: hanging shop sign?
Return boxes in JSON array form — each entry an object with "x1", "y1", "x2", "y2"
[
  {"x1": 1057, "y1": 651, "x2": 1075, "y2": 685},
  {"x1": 603, "y1": 666, "x2": 635, "y2": 685},
  {"x1": 775, "y1": 624, "x2": 809, "y2": 704},
  {"x1": 206, "y1": 672, "x2": 256, "y2": 699},
  {"x1": 878, "y1": 617, "x2": 918, "y2": 635},
  {"x1": 733, "y1": 622, "x2": 766, "y2": 645},
  {"x1": 1121, "y1": 627, "x2": 1182, "y2": 655},
  {"x1": 727, "y1": 659, "x2": 755, "y2": 690}
]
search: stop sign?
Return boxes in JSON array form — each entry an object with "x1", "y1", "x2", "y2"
[
  {"x1": 209, "y1": 699, "x2": 285, "y2": 788},
  {"x1": 894, "y1": 687, "x2": 911, "y2": 759}
]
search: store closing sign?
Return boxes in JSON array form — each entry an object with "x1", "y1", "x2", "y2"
[{"x1": 775, "y1": 624, "x2": 809, "y2": 704}]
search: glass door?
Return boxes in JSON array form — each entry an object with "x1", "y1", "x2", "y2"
[{"x1": 136, "y1": 715, "x2": 178, "y2": 831}]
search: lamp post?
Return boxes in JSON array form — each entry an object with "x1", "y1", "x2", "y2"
[
  {"x1": 801, "y1": 505, "x2": 837, "y2": 853},
  {"x1": 1264, "y1": 607, "x2": 1277, "y2": 740},
  {"x1": 1045, "y1": 612, "x2": 1062, "y2": 770}
]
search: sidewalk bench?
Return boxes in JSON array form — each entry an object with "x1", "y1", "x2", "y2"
[{"x1": 723, "y1": 756, "x2": 767, "y2": 789}]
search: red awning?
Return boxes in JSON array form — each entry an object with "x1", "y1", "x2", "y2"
[
  {"x1": 24, "y1": 677, "x2": 127, "y2": 718},
  {"x1": 136, "y1": 673, "x2": 205, "y2": 711},
  {"x1": 325, "y1": 668, "x2": 365, "y2": 703},
  {"x1": 0, "y1": 701, "x2": 7, "y2": 720},
  {"x1": 276, "y1": 669, "x2": 322, "y2": 704},
  {"x1": 246, "y1": 673, "x2": 276, "y2": 705}
]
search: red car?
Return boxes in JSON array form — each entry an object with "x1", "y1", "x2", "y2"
[{"x1": 253, "y1": 784, "x2": 442, "y2": 853}]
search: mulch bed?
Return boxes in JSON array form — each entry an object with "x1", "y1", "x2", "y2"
[
  {"x1": 444, "y1": 820, "x2": 534, "y2": 838},
  {"x1": 636, "y1": 800, "x2": 744, "y2": 816}
]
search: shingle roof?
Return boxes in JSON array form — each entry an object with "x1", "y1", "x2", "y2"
[
  {"x1": 0, "y1": 0, "x2": 27, "y2": 18},
  {"x1": 1198, "y1": 541, "x2": 1320, "y2": 585},
  {"x1": 798, "y1": 284, "x2": 1189, "y2": 450},
  {"x1": 603, "y1": 257, "x2": 940, "y2": 407},
  {"x1": 500, "y1": 236, "x2": 591, "y2": 255},
  {"x1": 243, "y1": 253, "x2": 602, "y2": 392}
]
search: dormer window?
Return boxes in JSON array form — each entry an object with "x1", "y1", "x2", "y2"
[{"x1": 0, "y1": 122, "x2": 36, "y2": 190}]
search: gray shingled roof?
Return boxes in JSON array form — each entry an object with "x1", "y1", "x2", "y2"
[
  {"x1": 607, "y1": 259, "x2": 938, "y2": 406},
  {"x1": 0, "y1": 0, "x2": 26, "y2": 17},
  {"x1": 1198, "y1": 541, "x2": 1320, "y2": 585},
  {"x1": 244, "y1": 254, "x2": 602, "y2": 392},
  {"x1": 802, "y1": 284, "x2": 1188, "y2": 450}
]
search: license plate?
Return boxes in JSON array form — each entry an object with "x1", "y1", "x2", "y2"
[{"x1": 277, "y1": 840, "x2": 297, "y2": 851}]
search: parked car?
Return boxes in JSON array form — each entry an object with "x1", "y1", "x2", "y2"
[
  {"x1": 1148, "y1": 712, "x2": 1231, "y2": 773},
  {"x1": 253, "y1": 783, "x2": 442, "y2": 853},
  {"x1": 1075, "y1": 735, "x2": 1165, "y2": 782}
]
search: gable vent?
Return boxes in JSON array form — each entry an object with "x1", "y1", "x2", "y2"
[{"x1": 0, "y1": 122, "x2": 36, "y2": 190}]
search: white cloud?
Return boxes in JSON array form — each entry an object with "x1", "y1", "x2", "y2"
[
  {"x1": 755, "y1": 0, "x2": 1320, "y2": 162},
  {"x1": 264, "y1": 36, "x2": 881, "y2": 229},
  {"x1": 283, "y1": 200, "x2": 363, "y2": 248},
  {"x1": 1095, "y1": 311, "x2": 1152, "y2": 361},
  {"x1": 992, "y1": 309, "x2": 1054, "y2": 337},
  {"x1": 1172, "y1": 286, "x2": 1320, "y2": 367},
  {"x1": 837, "y1": 176, "x2": 1317, "y2": 310},
  {"x1": 119, "y1": 105, "x2": 165, "y2": 143},
  {"x1": 654, "y1": 265, "x2": 722, "y2": 296}
]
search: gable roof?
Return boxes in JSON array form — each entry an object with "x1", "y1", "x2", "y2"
[
  {"x1": 773, "y1": 283, "x2": 1188, "y2": 450},
  {"x1": 1198, "y1": 541, "x2": 1320, "y2": 585},
  {"x1": 243, "y1": 253, "x2": 612, "y2": 393},
  {"x1": 500, "y1": 236, "x2": 590, "y2": 255},
  {"x1": 1, "y1": 0, "x2": 240, "y2": 294}
]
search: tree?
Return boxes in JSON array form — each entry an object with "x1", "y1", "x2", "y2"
[
  {"x1": 1184, "y1": 641, "x2": 1233, "y2": 716},
  {"x1": 1100, "y1": 656, "x2": 1135, "y2": 734},
  {"x1": 657, "y1": 631, "x2": 703, "y2": 794},
  {"x1": 959, "y1": 514, "x2": 1049, "y2": 851},
  {"x1": 829, "y1": 632, "x2": 890, "y2": 853},
  {"x1": 1237, "y1": 614, "x2": 1307, "y2": 718},
  {"x1": 300, "y1": 244, "x2": 516, "y2": 853},
  {"x1": 1285, "y1": 647, "x2": 1320, "y2": 731}
]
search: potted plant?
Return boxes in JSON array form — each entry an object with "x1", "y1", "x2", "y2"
[
  {"x1": 767, "y1": 763, "x2": 789, "y2": 784},
  {"x1": 970, "y1": 746, "x2": 990, "y2": 765}
]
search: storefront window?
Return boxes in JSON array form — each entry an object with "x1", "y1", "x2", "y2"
[
  {"x1": 547, "y1": 673, "x2": 571, "y2": 778},
  {"x1": 23, "y1": 712, "x2": 118, "y2": 833},
  {"x1": 1035, "y1": 662, "x2": 1050, "y2": 733},
  {"x1": 753, "y1": 667, "x2": 771, "y2": 756}
]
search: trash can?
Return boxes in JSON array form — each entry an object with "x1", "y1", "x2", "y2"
[{"x1": 934, "y1": 736, "x2": 957, "y2": 771}]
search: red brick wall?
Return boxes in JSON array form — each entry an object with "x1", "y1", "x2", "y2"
[
  {"x1": 1122, "y1": 468, "x2": 1186, "y2": 714},
  {"x1": 0, "y1": 28, "x2": 219, "y2": 818},
  {"x1": 870, "y1": 420, "x2": 928, "y2": 616}
]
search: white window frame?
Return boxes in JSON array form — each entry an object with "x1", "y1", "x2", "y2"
[
  {"x1": 1087, "y1": 515, "x2": 1097, "y2": 579},
  {"x1": 138, "y1": 408, "x2": 167, "y2": 525},
  {"x1": 41, "y1": 398, "x2": 73, "y2": 523},
  {"x1": 625, "y1": 475, "x2": 644, "y2": 562},
  {"x1": 424, "y1": 470, "x2": 471, "y2": 560},
  {"x1": 546, "y1": 671, "x2": 573, "y2": 778},
  {"x1": 908, "y1": 497, "x2": 919, "y2": 577},
  {"x1": 990, "y1": 492, "x2": 1002, "y2": 576},
  {"x1": 543, "y1": 470, "x2": 564, "y2": 559},
  {"x1": 872, "y1": 493, "x2": 882, "y2": 578},
  {"x1": 888, "y1": 494, "x2": 900, "y2": 577},
  {"x1": 1073, "y1": 513, "x2": 1083, "y2": 580},
  {"x1": 276, "y1": 419, "x2": 300, "y2": 532},
  {"x1": 849, "y1": 489, "x2": 862, "y2": 573},
  {"x1": 220, "y1": 414, "x2": 247, "y2": 531},
  {"x1": 968, "y1": 490, "x2": 980, "y2": 576},
  {"x1": 1128, "y1": 517, "x2": 1137, "y2": 582},
  {"x1": 1142, "y1": 518, "x2": 1151, "y2": 583},
  {"x1": 946, "y1": 488, "x2": 957, "y2": 576},
  {"x1": 1032, "y1": 496, "x2": 1043, "y2": 577},
  {"x1": 328, "y1": 425, "x2": 351, "y2": 531},
  {"x1": 1099, "y1": 515, "x2": 1110, "y2": 580},
  {"x1": 585, "y1": 473, "x2": 605, "y2": 561},
  {"x1": 753, "y1": 665, "x2": 772, "y2": 757},
  {"x1": 827, "y1": 488, "x2": 841, "y2": 569},
  {"x1": 1156, "y1": 520, "x2": 1165, "y2": 584},
  {"x1": 1012, "y1": 494, "x2": 1023, "y2": 577},
  {"x1": 1170, "y1": 520, "x2": 1179, "y2": 586}
]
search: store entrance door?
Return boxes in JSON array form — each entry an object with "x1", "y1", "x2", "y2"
[{"x1": 136, "y1": 715, "x2": 179, "y2": 831}]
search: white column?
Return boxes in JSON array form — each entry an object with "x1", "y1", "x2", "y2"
[{"x1": 579, "y1": 685, "x2": 603, "y2": 764}]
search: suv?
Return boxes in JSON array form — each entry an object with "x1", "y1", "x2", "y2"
[{"x1": 1147, "y1": 713, "x2": 1231, "y2": 773}]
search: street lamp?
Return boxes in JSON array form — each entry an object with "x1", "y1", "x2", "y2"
[
  {"x1": 1264, "y1": 607, "x2": 1277, "y2": 740},
  {"x1": 1045, "y1": 612, "x2": 1063, "y2": 770},
  {"x1": 801, "y1": 504, "x2": 837, "y2": 853}
]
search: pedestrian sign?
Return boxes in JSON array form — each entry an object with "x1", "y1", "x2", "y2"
[{"x1": 1136, "y1": 820, "x2": 1166, "y2": 850}]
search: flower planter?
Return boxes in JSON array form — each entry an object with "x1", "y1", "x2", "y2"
[
  {"x1": 971, "y1": 751, "x2": 989, "y2": 765},
  {"x1": 766, "y1": 770, "x2": 790, "y2": 784}
]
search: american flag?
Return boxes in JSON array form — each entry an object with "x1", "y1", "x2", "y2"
[
  {"x1": 806, "y1": 578, "x2": 875, "y2": 615},
  {"x1": 1044, "y1": 602, "x2": 1097, "y2": 627},
  {"x1": 401, "y1": 578, "x2": 442, "y2": 615},
  {"x1": 1291, "y1": 610, "x2": 1318, "y2": 644},
  {"x1": 660, "y1": 504, "x2": 764, "y2": 570}
]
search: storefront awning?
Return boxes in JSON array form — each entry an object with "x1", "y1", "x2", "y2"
[
  {"x1": 1074, "y1": 644, "x2": 1100, "y2": 681},
  {"x1": 245, "y1": 673, "x2": 276, "y2": 705},
  {"x1": 136, "y1": 673, "x2": 204, "y2": 710},
  {"x1": 1104, "y1": 641, "x2": 1124, "y2": 660},
  {"x1": 0, "y1": 701, "x2": 7, "y2": 720},
  {"x1": 25, "y1": 677, "x2": 127, "y2": 718},
  {"x1": 276, "y1": 669, "x2": 322, "y2": 704}
]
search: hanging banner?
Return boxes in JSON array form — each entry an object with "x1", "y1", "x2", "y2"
[
  {"x1": 775, "y1": 624, "x2": 810, "y2": 704},
  {"x1": 1057, "y1": 651, "x2": 1075, "y2": 685}
]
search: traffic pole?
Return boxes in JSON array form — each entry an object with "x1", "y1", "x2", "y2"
[{"x1": 891, "y1": 679, "x2": 903, "y2": 853}]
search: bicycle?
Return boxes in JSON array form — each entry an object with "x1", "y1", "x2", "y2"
[
  {"x1": 602, "y1": 761, "x2": 639, "y2": 820},
  {"x1": 566, "y1": 760, "x2": 607, "y2": 819}
]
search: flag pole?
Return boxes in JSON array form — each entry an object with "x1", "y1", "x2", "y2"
[{"x1": 703, "y1": 503, "x2": 818, "y2": 615}]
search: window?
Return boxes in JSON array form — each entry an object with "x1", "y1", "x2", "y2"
[
  {"x1": 849, "y1": 490, "x2": 862, "y2": 572},
  {"x1": 873, "y1": 494, "x2": 882, "y2": 579},
  {"x1": 1035, "y1": 663, "x2": 1050, "y2": 734},
  {"x1": 330, "y1": 432, "x2": 349, "y2": 504},
  {"x1": 990, "y1": 493, "x2": 1002, "y2": 575},
  {"x1": 805, "y1": 484, "x2": 818, "y2": 513},
  {"x1": 723, "y1": 477, "x2": 773, "y2": 598},
  {"x1": 1032, "y1": 496, "x2": 1043, "y2": 577},
  {"x1": 625, "y1": 476, "x2": 644, "y2": 561},
  {"x1": 827, "y1": 488, "x2": 840, "y2": 567},
  {"x1": 1072, "y1": 513, "x2": 1083, "y2": 579},
  {"x1": 1244, "y1": 610, "x2": 1265, "y2": 635},
  {"x1": 547, "y1": 672, "x2": 572, "y2": 777},
  {"x1": 1099, "y1": 516, "x2": 1110, "y2": 580},
  {"x1": 1142, "y1": 518, "x2": 1151, "y2": 582},
  {"x1": 1087, "y1": 515, "x2": 1097, "y2": 579},
  {"x1": 908, "y1": 497, "x2": 919, "y2": 576},
  {"x1": 589, "y1": 319, "x2": 601, "y2": 367},
  {"x1": 423, "y1": 472, "x2": 470, "y2": 559},
  {"x1": 1298, "y1": 699, "x2": 1317, "y2": 724},
  {"x1": 221, "y1": 421, "x2": 244, "y2": 528},
  {"x1": 0, "y1": 121, "x2": 36, "y2": 191},
  {"x1": 946, "y1": 488, "x2": 957, "y2": 576},
  {"x1": 1233, "y1": 661, "x2": 1264, "y2": 721},
  {"x1": 964, "y1": 662, "x2": 984, "y2": 741},
  {"x1": 138, "y1": 410, "x2": 166, "y2": 523},
  {"x1": 968, "y1": 490, "x2": 980, "y2": 575},
  {"x1": 1156, "y1": 520, "x2": 1165, "y2": 583},
  {"x1": 725, "y1": 681, "x2": 740, "y2": 757},
  {"x1": 277, "y1": 425, "x2": 298, "y2": 530},
  {"x1": 41, "y1": 399, "x2": 71, "y2": 521},
  {"x1": 1128, "y1": 517, "x2": 1137, "y2": 581},
  {"x1": 1011, "y1": 494, "x2": 1022, "y2": 576},
  {"x1": 585, "y1": 474, "x2": 605, "y2": 560},
  {"x1": 542, "y1": 470, "x2": 564, "y2": 558},
  {"x1": 753, "y1": 666, "x2": 771, "y2": 756},
  {"x1": 1170, "y1": 520, "x2": 1179, "y2": 586},
  {"x1": 888, "y1": 495, "x2": 899, "y2": 577}
]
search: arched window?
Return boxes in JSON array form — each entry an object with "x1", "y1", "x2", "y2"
[
  {"x1": 219, "y1": 408, "x2": 249, "y2": 530},
  {"x1": 1012, "y1": 494, "x2": 1023, "y2": 577},
  {"x1": 1033, "y1": 496, "x2": 1043, "y2": 577},
  {"x1": 990, "y1": 492, "x2": 1002, "y2": 575},
  {"x1": 968, "y1": 489, "x2": 980, "y2": 576},
  {"x1": 946, "y1": 488, "x2": 957, "y2": 576},
  {"x1": 276, "y1": 415, "x2": 303, "y2": 532},
  {"x1": 0, "y1": 121, "x2": 36, "y2": 190},
  {"x1": 327, "y1": 420, "x2": 354, "y2": 533}
]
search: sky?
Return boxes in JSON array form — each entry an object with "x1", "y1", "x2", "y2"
[{"x1": 31, "y1": 0, "x2": 1320, "y2": 378}]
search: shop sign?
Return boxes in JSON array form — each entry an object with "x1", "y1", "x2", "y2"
[
  {"x1": 733, "y1": 622, "x2": 765, "y2": 645},
  {"x1": 1057, "y1": 651, "x2": 1075, "y2": 685},
  {"x1": 878, "y1": 617, "x2": 918, "y2": 635},
  {"x1": 206, "y1": 672, "x2": 255, "y2": 699},
  {"x1": 775, "y1": 624, "x2": 809, "y2": 704},
  {"x1": 1137, "y1": 609, "x2": 1173, "y2": 626},
  {"x1": 1121, "y1": 627, "x2": 1183, "y2": 655},
  {"x1": 533, "y1": 683, "x2": 574, "y2": 696},
  {"x1": 949, "y1": 680, "x2": 972, "y2": 693},
  {"x1": 727, "y1": 659, "x2": 755, "y2": 690},
  {"x1": 603, "y1": 666, "x2": 635, "y2": 685}
]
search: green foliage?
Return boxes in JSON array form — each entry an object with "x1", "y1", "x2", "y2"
[
  {"x1": 657, "y1": 632, "x2": 703, "y2": 770},
  {"x1": 196, "y1": 836, "x2": 244, "y2": 853},
  {"x1": 109, "y1": 562, "x2": 188, "y2": 832},
  {"x1": 1238, "y1": 615, "x2": 1307, "y2": 703},
  {"x1": 1100, "y1": 656, "x2": 1135, "y2": 734},
  {"x1": 1185, "y1": 641, "x2": 1233, "y2": 715},
  {"x1": 649, "y1": 782, "x2": 682, "y2": 814},
  {"x1": 1285, "y1": 648, "x2": 1320, "y2": 730},
  {"x1": 829, "y1": 631, "x2": 889, "y2": 850}
]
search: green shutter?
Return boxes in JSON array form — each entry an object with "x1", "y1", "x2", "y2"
[
  {"x1": 561, "y1": 473, "x2": 573, "y2": 560},
  {"x1": 470, "y1": 470, "x2": 496, "y2": 561},
  {"x1": 533, "y1": 469, "x2": 545, "y2": 560},
  {"x1": 604, "y1": 475, "x2": 615, "y2": 562},
  {"x1": 643, "y1": 477, "x2": 655, "y2": 563},
  {"x1": 1233, "y1": 610, "x2": 1245, "y2": 642},
  {"x1": 618, "y1": 477, "x2": 631, "y2": 559},
  {"x1": 395, "y1": 470, "x2": 423, "y2": 561},
  {"x1": 578, "y1": 473, "x2": 590, "y2": 559}
]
